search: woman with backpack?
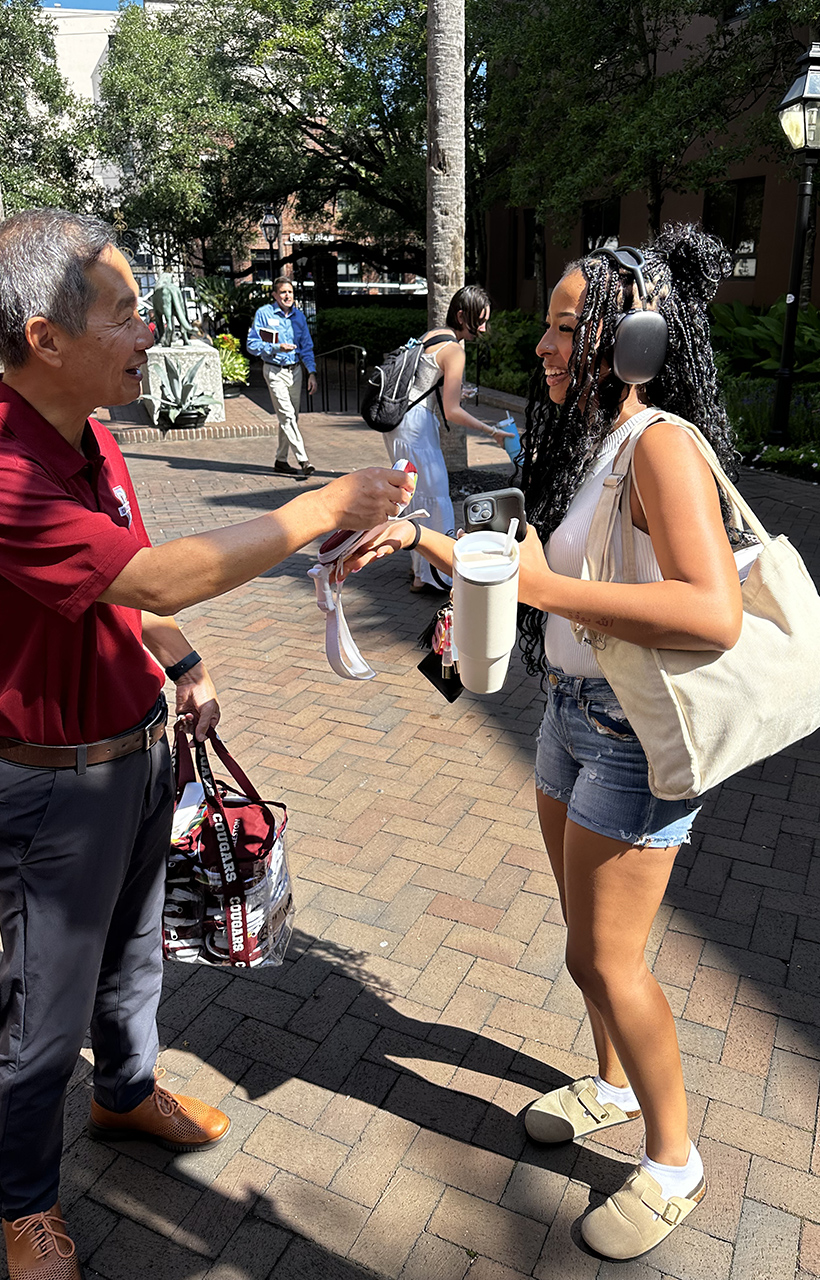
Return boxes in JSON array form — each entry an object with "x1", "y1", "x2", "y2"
[
  {"x1": 340, "y1": 225, "x2": 750, "y2": 1260},
  {"x1": 382, "y1": 286, "x2": 513, "y2": 593}
]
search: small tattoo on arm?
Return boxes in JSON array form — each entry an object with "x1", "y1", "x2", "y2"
[{"x1": 569, "y1": 611, "x2": 614, "y2": 629}]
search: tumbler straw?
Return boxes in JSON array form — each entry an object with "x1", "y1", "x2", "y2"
[{"x1": 503, "y1": 518, "x2": 519, "y2": 558}]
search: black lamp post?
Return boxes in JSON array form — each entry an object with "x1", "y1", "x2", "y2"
[
  {"x1": 260, "y1": 207, "x2": 281, "y2": 283},
  {"x1": 770, "y1": 42, "x2": 820, "y2": 444}
]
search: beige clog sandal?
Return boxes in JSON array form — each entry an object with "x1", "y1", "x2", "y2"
[
  {"x1": 580, "y1": 1165, "x2": 706, "y2": 1259},
  {"x1": 524, "y1": 1076, "x2": 642, "y2": 1144}
]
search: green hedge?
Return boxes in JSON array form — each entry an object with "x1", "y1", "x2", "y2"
[
  {"x1": 467, "y1": 309, "x2": 543, "y2": 398},
  {"x1": 723, "y1": 375, "x2": 820, "y2": 450},
  {"x1": 711, "y1": 298, "x2": 820, "y2": 378},
  {"x1": 314, "y1": 307, "x2": 427, "y2": 363}
]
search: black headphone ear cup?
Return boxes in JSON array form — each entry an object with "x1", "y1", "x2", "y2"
[{"x1": 611, "y1": 311, "x2": 669, "y2": 385}]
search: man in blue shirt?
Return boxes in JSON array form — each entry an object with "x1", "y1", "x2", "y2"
[{"x1": 247, "y1": 277, "x2": 317, "y2": 478}]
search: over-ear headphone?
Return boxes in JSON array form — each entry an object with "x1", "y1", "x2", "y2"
[{"x1": 594, "y1": 246, "x2": 668, "y2": 385}]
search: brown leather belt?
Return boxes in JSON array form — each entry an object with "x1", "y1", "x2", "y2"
[{"x1": 0, "y1": 701, "x2": 168, "y2": 774}]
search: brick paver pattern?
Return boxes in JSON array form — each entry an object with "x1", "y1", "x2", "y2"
[{"x1": 27, "y1": 399, "x2": 820, "y2": 1280}]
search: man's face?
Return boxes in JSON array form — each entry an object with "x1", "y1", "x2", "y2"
[
  {"x1": 61, "y1": 246, "x2": 154, "y2": 407},
  {"x1": 274, "y1": 282, "x2": 294, "y2": 311}
]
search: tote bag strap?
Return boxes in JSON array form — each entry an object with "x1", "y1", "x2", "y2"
[
  {"x1": 578, "y1": 410, "x2": 657, "y2": 589},
  {"x1": 634, "y1": 412, "x2": 768, "y2": 544},
  {"x1": 206, "y1": 729, "x2": 287, "y2": 824},
  {"x1": 172, "y1": 721, "x2": 197, "y2": 790},
  {"x1": 574, "y1": 410, "x2": 772, "y2": 645}
]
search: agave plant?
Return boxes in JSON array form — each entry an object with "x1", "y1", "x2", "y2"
[{"x1": 143, "y1": 355, "x2": 219, "y2": 426}]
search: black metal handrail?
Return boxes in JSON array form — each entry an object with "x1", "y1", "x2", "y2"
[{"x1": 304, "y1": 343, "x2": 368, "y2": 415}]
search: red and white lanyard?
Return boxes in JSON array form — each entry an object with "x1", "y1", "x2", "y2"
[{"x1": 308, "y1": 461, "x2": 427, "y2": 680}]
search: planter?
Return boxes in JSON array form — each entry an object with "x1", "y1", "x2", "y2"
[
  {"x1": 159, "y1": 409, "x2": 208, "y2": 432},
  {"x1": 222, "y1": 382, "x2": 246, "y2": 399}
]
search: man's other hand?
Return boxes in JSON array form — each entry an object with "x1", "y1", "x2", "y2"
[{"x1": 174, "y1": 663, "x2": 220, "y2": 742}]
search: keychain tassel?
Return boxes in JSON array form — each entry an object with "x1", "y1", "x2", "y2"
[{"x1": 417, "y1": 610, "x2": 440, "y2": 651}]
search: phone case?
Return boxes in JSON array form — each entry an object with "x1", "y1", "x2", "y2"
[{"x1": 462, "y1": 488, "x2": 527, "y2": 540}]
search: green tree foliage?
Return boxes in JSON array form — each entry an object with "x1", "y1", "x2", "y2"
[
  {"x1": 0, "y1": 0, "x2": 92, "y2": 211},
  {"x1": 96, "y1": 0, "x2": 495, "y2": 277},
  {"x1": 487, "y1": 0, "x2": 817, "y2": 239},
  {"x1": 247, "y1": 0, "x2": 428, "y2": 251},
  {"x1": 96, "y1": 3, "x2": 298, "y2": 271}
]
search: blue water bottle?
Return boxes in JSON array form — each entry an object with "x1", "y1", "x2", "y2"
[{"x1": 498, "y1": 413, "x2": 520, "y2": 463}]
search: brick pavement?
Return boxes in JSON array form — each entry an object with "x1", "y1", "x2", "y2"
[{"x1": 32, "y1": 398, "x2": 820, "y2": 1280}]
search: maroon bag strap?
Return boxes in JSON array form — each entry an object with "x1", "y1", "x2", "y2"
[
  {"x1": 173, "y1": 722, "x2": 196, "y2": 790},
  {"x1": 207, "y1": 730, "x2": 287, "y2": 823},
  {"x1": 191, "y1": 734, "x2": 256, "y2": 966},
  {"x1": 206, "y1": 729, "x2": 263, "y2": 801}
]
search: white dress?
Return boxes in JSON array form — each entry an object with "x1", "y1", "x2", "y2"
[{"x1": 382, "y1": 351, "x2": 454, "y2": 588}]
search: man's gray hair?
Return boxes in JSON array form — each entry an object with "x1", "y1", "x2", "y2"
[{"x1": 0, "y1": 208, "x2": 116, "y2": 369}]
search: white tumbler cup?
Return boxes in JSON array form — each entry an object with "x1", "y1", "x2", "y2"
[{"x1": 452, "y1": 530, "x2": 520, "y2": 694}]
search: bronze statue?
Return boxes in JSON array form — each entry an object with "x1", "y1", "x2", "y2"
[{"x1": 152, "y1": 273, "x2": 194, "y2": 346}]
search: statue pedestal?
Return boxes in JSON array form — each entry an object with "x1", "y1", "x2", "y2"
[{"x1": 143, "y1": 342, "x2": 225, "y2": 424}]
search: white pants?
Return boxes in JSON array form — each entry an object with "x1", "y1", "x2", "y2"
[{"x1": 263, "y1": 362, "x2": 308, "y2": 464}]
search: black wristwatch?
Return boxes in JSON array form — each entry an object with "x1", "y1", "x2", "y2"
[{"x1": 164, "y1": 650, "x2": 202, "y2": 681}]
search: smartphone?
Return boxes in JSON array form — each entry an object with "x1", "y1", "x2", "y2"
[
  {"x1": 462, "y1": 488, "x2": 527, "y2": 541},
  {"x1": 259, "y1": 327, "x2": 278, "y2": 343}
]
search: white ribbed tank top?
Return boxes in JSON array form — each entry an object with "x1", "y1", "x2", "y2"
[{"x1": 544, "y1": 408, "x2": 663, "y2": 677}]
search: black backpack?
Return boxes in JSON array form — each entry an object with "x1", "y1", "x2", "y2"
[{"x1": 360, "y1": 334, "x2": 458, "y2": 432}]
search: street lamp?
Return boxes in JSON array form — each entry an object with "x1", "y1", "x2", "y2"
[
  {"x1": 771, "y1": 41, "x2": 820, "y2": 443},
  {"x1": 260, "y1": 207, "x2": 281, "y2": 282}
]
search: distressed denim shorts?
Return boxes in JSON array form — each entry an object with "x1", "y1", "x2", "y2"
[{"x1": 534, "y1": 664, "x2": 700, "y2": 848}]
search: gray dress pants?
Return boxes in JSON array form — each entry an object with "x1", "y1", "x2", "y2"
[{"x1": 0, "y1": 723, "x2": 174, "y2": 1219}]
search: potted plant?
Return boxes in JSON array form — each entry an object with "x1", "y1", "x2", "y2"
[
  {"x1": 143, "y1": 354, "x2": 219, "y2": 430},
  {"x1": 214, "y1": 333, "x2": 250, "y2": 398}
]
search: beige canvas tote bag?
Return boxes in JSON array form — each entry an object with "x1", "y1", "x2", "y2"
[{"x1": 572, "y1": 412, "x2": 820, "y2": 801}]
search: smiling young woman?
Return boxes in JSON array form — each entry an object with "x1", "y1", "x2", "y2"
[{"x1": 341, "y1": 223, "x2": 746, "y2": 1261}]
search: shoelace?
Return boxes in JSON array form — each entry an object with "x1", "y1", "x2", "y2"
[
  {"x1": 12, "y1": 1211, "x2": 75, "y2": 1260},
  {"x1": 152, "y1": 1067, "x2": 189, "y2": 1118}
]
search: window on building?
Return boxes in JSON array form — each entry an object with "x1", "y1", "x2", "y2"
[
  {"x1": 251, "y1": 250, "x2": 275, "y2": 283},
  {"x1": 703, "y1": 176, "x2": 764, "y2": 278},
  {"x1": 582, "y1": 198, "x2": 621, "y2": 253},
  {"x1": 337, "y1": 253, "x2": 362, "y2": 283},
  {"x1": 130, "y1": 250, "x2": 156, "y2": 296},
  {"x1": 214, "y1": 254, "x2": 233, "y2": 277}
]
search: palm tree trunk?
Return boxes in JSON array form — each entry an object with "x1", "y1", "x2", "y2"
[{"x1": 427, "y1": 0, "x2": 466, "y2": 472}]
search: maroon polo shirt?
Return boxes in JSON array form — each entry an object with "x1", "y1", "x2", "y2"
[{"x1": 0, "y1": 382, "x2": 163, "y2": 744}]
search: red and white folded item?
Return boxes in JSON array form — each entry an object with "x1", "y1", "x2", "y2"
[{"x1": 308, "y1": 460, "x2": 429, "y2": 680}]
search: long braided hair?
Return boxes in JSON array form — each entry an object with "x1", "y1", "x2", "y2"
[{"x1": 518, "y1": 222, "x2": 735, "y2": 680}]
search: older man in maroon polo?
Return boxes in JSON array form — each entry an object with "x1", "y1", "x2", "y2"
[{"x1": 0, "y1": 208, "x2": 412, "y2": 1280}]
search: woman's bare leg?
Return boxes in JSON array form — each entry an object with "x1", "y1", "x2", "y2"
[
  {"x1": 561, "y1": 818, "x2": 688, "y2": 1165},
  {"x1": 536, "y1": 790, "x2": 630, "y2": 1089}
]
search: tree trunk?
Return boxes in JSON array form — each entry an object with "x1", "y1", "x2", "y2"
[
  {"x1": 646, "y1": 161, "x2": 663, "y2": 237},
  {"x1": 428, "y1": 0, "x2": 466, "y2": 472}
]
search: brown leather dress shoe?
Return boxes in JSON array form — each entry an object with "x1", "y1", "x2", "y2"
[
  {"x1": 87, "y1": 1072, "x2": 230, "y2": 1153},
  {"x1": 3, "y1": 1202, "x2": 83, "y2": 1280}
]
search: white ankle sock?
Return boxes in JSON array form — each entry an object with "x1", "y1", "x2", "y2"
[
  {"x1": 641, "y1": 1142, "x2": 704, "y2": 1204},
  {"x1": 592, "y1": 1074, "x2": 639, "y2": 1112}
]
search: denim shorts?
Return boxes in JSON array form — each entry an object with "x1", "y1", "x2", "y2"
[{"x1": 534, "y1": 665, "x2": 700, "y2": 848}]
